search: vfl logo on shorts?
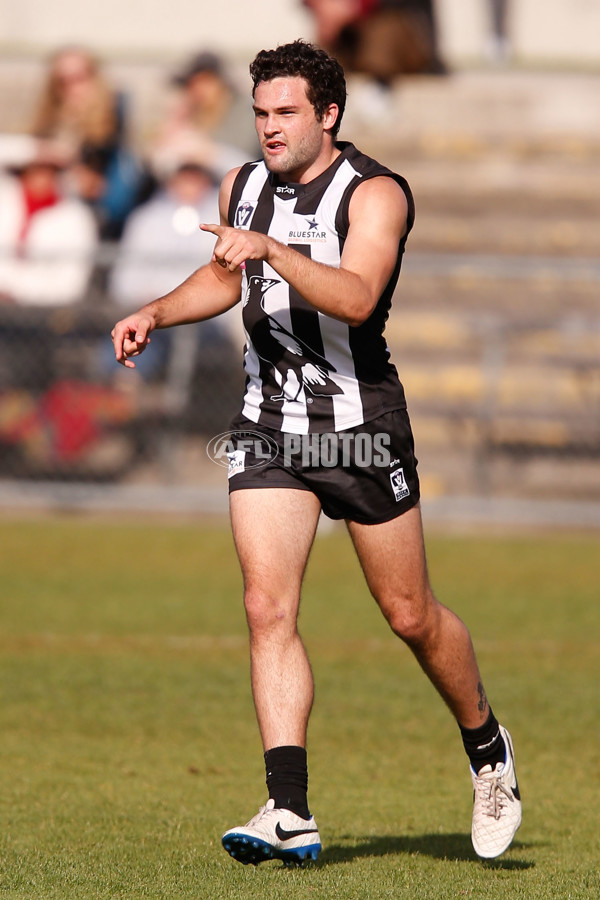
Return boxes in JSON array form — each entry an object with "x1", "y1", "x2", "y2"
[{"x1": 390, "y1": 466, "x2": 410, "y2": 502}]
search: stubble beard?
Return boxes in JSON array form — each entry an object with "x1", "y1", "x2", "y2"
[{"x1": 261, "y1": 132, "x2": 322, "y2": 182}]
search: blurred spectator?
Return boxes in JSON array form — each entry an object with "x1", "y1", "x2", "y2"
[
  {"x1": 302, "y1": 0, "x2": 446, "y2": 86},
  {"x1": 110, "y1": 161, "x2": 220, "y2": 306},
  {"x1": 151, "y1": 51, "x2": 259, "y2": 181},
  {"x1": 30, "y1": 46, "x2": 149, "y2": 239},
  {"x1": 486, "y1": 0, "x2": 512, "y2": 64},
  {"x1": 0, "y1": 140, "x2": 97, "y2": 306},
  {"x1": 105, "y1": 157, "x2": 237, "y2": 382}
]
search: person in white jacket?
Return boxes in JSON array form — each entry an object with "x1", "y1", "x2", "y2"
[
  {"x1": 0, "y1": 144, "x2": 97, "y2": 307},
  {"x1": 109, "y1": 161, "x2": 219, "y2": 307},
  {"x1": 106, "y1": 159, "x2": 240, "y2": 382}
]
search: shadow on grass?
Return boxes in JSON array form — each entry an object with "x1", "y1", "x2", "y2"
[{"x1": 318, "y1": 834, "x2": 534, "y2": 869}]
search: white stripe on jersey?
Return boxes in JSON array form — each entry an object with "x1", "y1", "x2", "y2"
[
  {"x1": 269, "y1": 197, "x2": 311, "y2": 433},
  {"x1": 308, "y1": 158, "x2": 365, "y2": 431}
]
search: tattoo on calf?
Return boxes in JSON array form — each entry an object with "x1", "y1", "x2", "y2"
[{"x1": 477, "y1": 682, "x2": 488, "y2": 716}]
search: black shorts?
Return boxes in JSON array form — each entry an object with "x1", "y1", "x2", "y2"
[{"x1": 226, "y1": 409, "x2": 420, "y2": 525}]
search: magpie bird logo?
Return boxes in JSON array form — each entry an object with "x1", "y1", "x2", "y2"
[{"x1": 244, "y1": 275, "x2": 343, "y2": 403}]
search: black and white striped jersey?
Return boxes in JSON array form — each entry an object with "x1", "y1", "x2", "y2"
[{"x1": 227, "y1": 141, "x2": 415, "y2": 434}]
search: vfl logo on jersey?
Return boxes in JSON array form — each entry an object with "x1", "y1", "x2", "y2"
[
  {"x1": 390, "y1": 467, "x2": 411, "y2": 502},
  {"x1": 245, "y1": 275, "x2": 343, "y2": 404},
  {"x1": 235, "y1": 201, "x2": 256, "y2": 228},
  {"x1": 288, "y1": 216, "x2": 327, "y2": 243}
]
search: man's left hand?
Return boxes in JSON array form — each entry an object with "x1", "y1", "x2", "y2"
[{"x1": 201, "y1": 223, "x2": 272, "y2": 272}]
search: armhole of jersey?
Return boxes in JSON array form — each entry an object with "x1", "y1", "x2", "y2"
[
  {"x1": 227, "y1": 162, "x2": 256, "y2": 226},
  {"x1": 335, "y1": 174, "x2": 361, "y2": 242},
  {"x1": 335, "y1": 171, "x2": 415, "y2": 243},
  {"x1": 396, "y1": 174, "x2": 415, "y2": 236}
]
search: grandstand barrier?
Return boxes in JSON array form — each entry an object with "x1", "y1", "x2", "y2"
[{"x1": 0, "y1": 245, "x2": 598, "y2": 506}]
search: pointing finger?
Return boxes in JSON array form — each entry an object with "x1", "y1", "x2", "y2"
[{"x1": 200, "y1": 223, "x2": 223, "y2": 235}]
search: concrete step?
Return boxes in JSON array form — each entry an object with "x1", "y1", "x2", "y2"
[{"x1": 346, "y1": 70, "x2": 600, "y2": 146}]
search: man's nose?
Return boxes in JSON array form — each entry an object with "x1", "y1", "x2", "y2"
[{"x1": 264, "y1": 115, "x2": 280, "y2": 135}]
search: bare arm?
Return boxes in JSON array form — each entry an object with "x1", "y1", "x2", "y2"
[
  {"x1": 111, "y1": 169, "x2": 242, "y2": 368},
  {"x1": 202, "y1": 175, "x2": 408, "y2": 328}
]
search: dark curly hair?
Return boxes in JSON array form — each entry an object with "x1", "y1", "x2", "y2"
[{"x1": 250, "y1": 40, "x2": 347, "y2": 138}]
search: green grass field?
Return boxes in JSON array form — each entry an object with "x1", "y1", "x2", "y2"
[{"x1": 0, "y1": 516, "x2": 598, "y2": 899}]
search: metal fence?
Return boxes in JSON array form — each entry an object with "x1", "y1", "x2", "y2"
[
  {"x1": 0, "y1": 310, "x2": 242, "y2": 477},
  {"x1": 1, "y1": 245, "x2": 599, "y2": 523}
]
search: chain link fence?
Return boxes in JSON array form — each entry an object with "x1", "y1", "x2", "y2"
[
  {"x1": 1, "y1": 245, "x2": 600, "y2": 523},
  {"x1": 0, "y1": 244, "x2": 243, "y2": 486}
]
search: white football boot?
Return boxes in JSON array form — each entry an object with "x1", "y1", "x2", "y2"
[
  {"x1": 222, "y1": 799, "x2": 321, "y2": 866},
  {"x1": 471, "y1": 725, "x2": 522, "y2": 858}
]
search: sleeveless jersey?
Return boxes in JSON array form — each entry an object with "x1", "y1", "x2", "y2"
[{"x1": 228, "y1": 141, "x2": 415, "y2": 434}]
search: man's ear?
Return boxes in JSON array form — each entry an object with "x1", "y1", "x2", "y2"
[{"x1": 322, "y1": 103, "x2": 339, "y2": 134}]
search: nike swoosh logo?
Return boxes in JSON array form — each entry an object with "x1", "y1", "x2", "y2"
[
  {"x1": 506, "y1": 738, "x2": 521, "y2": 801},
  {"x1": 275, "y1": 822, "x2": 319, "y2": 841}
]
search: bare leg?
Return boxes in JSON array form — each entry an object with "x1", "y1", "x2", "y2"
[
  {"x1": 230, "y1": 488, "x2": 322, "y2": 750},
  {"x1": 347, "y1": 504, "x2": 488, "y2": 728}
]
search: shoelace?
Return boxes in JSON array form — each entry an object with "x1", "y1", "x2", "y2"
[
  {"x1": 245, "y1": 800, "x2": 281, "y2": 828},
  {"x1": 476, "y1": 773, "x2": 514, "y2": 820},
  {"x1": 245, "y1": 804, "x2": 269, "y2": 828}
]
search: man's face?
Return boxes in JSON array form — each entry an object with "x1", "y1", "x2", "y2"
[{"x1": 253, "y1": 76, "x2": 336, "y2": 182}]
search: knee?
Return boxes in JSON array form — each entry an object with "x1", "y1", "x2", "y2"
[
  {"x1": 382, "y1": 589, "x2": 440, "y2": 647},
  {"x1": 243, "y1": 587, "x2": 297, "y2": 637}
]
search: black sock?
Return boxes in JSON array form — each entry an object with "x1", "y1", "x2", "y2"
[
  {"x1": 264, "y1": 745, "x2": 310, "y2": 819},
  {"x1": 459, "y1": 709, "x2": 506, "y2": 773}
]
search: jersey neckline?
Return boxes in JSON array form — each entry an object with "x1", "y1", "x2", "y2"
[{"x1": 268, "y1": 141, "x2": 356, "y2": 199}]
